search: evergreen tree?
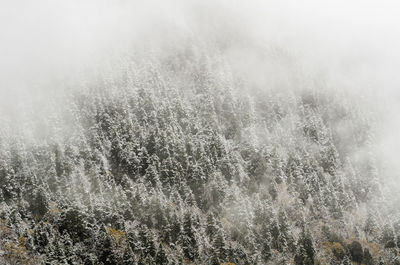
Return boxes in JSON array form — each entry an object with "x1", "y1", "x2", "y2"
[
  {"x1": 213, "y1": 232, "x2": 227, "y2": 261},
  {"x1": 381, "y1": 224, "x2": 397, "y2": 248},
  {"x1": 294, "y1": 226, "x2": 315, "y2": 265},
  {"x1": 155, "y1": 244, "x2": 168, "y2": 265},
  {"x1": 180, "y1": 212, "x2": 198, "y2": 262}
]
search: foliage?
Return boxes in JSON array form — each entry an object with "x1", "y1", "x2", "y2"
[{"x1": 0, "y1": 41, "x2": 393, "y2": 264}]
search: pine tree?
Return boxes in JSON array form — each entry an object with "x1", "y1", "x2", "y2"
[
  {"x1": 144, "y1": 157, "x2": 162, "y2": 190},
  {"x1": 364, "y1": 211, "x2": 377, "y2": 241},
  {"x1": 206, "y1": 213, "x2": 217, "y2": 238},
  {"x1": 180, "y1": 212, "x2": 198, "y2": 262},
  {"x1": 381, "y1": 224, "x2": 397, "y2": 248},
  {"x1": 29, "y1": 187, "x2": 49, "y2": 219},
  {"x1": 294, "y1": 226, "x2": 315, "y2": 265},
  {"x1": 155, "y1": 244, "x2": 168, "y2": 265},
  {"x1": 161, "y1": 221, "x2": 172, "y2": 246},
  {"x1": 170, "y1": 213, "x2": 181, "y2": 244},
  {"x1": 261, "y1": 238, "x2": 272, "y2": 262},
  {"x1": 278, "y1": 209, "x2": 294, "y2": 252},
  {"x1": 213, "y1": 232, "x2": 227, "y2": 261},
  {"x1": 100, "y1": 235, "x2": 118, "y2": 265},
  {"x1": 270, "y1": 218, "x2": 282, "y2": 251}
]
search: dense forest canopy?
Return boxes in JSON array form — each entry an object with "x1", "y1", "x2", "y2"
[{"x1": 1, "y1": 1, "x2": 400, "y2": 264}]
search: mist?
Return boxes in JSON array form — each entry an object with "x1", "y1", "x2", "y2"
[
  {"x1": 2, "y1": 0, "x2": 400, "y2": 184},
  {"x1": 1, "y1": 0, "x2": 400, "y2": 263}
]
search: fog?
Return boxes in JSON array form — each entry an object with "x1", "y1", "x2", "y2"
[{"x1": 1, "y1": 0, "x2": 400, "y2": 195}]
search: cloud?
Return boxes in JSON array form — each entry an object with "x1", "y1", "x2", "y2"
[{"x1": 1, "y1": 0, "x2": 400, "y2": 193}]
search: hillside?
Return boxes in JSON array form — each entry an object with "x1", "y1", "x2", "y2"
[{"x1": 0, "y1": 41, "x2": 398, "y2": 265}]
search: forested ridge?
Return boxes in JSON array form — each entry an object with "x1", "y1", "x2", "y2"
[{"x1": 0, "y1": 44, "x2": 398, "y2": 265}]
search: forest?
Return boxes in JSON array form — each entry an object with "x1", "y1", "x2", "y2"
[
  {"x1": 0, "y1": 42, "x2": 398, "y2": 264},
  {"x1": 1, "y1": 1, "x2": 400, "y2": 264}
]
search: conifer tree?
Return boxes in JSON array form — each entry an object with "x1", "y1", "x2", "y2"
[
  {"x1": 180, "y1": 212, "x2": 198, "y2": 262},
  {"x1": 155, "y1": 244, "x2": 168, "y2": 265}
]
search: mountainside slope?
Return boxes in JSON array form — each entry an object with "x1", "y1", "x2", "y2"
[{"x1": 0, "y1": 43, "x2": 397, "y2": 265}]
